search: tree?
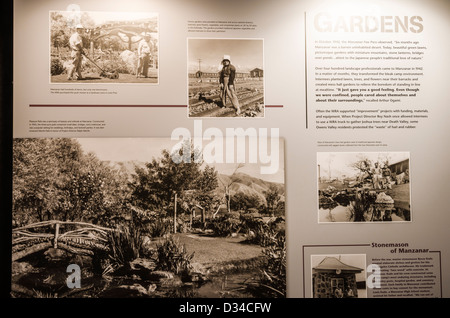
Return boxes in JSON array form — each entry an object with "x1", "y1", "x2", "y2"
[
  {"x1": 264, "y1": 184, "x2": 281, "y2": 216},
  {"x1": 186, "y1": 164, "x2": 220, "y2": 223},
  {"x1": 50, "y1": 12, "x2": 69, "y2": 53},
  {"x1": 349, "y1": 156, "x2": 373, "y2": 183},
  {"x1": 130, "y1": 142, "x2": 211, "y2": 232},
  {"x1": 12, "y1": 138, "x2": 128, "y2": 226},
  {"x1": 216, "y1": 163, "x2": 244, "y2": 215},
  {"x1": 13, "y1": 139, "x2": 59, "y2": 225},
  {"x1": 230, "y1": 192, "x2": 262, "y2": 212}
]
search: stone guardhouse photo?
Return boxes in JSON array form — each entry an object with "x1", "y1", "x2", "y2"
[{"x1": 312, "y1": 256, "x2": 364, "y2": 298}]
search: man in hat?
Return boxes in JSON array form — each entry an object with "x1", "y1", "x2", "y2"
[
  {"x1": 67, "y1": 24, "x2": 85, "y2": 80},
  {"x1": 136, "y1": 34, "x2": 152, "y2": 78},
  {"x1": 371, "y1": 162, "x2": 382, "y2": 190},
  {"x1": 219, "y1": 55, "x2": 241, "y2": 115}
]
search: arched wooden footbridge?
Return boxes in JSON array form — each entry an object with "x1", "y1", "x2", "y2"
[{"x1": 12, "y1": 221, "x2": 113, "y2": 262}]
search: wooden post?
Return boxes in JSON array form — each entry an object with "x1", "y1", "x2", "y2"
[
  {"x1": 201, "y1": 207, "x2": 205, "y2": 227},
  {"x1": 90, "y1": 41, "x2": 94, "y2": 59},
  {"x1": 54, "y1": 222, "x2": 60, "y2": 248},
  {"x1": 174, "y1": 193, "x2": 177, "y2": 234}
]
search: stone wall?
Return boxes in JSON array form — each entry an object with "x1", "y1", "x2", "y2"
[{"x1": 312, "y1": 271, "x2": 358, "y2": 298}]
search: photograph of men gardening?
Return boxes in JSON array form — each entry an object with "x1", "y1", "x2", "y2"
[{"x1": 50, "y1": 11, "x2": 158, "y2": 84}]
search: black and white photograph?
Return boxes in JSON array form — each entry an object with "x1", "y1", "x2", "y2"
[
  {"x1": 317, "y1": 152, "x2": 411, "y2": 223},
  {"x1": 188, "y1": 38, "x2": 265, "y2": 118},
  {"x1": 311, "y1": 254, "x2": 366, "y2": 298},
  {"x1": 11, "y1": 137, "x2": 285, "y2": 298},
  {"x1": 50, "y1": 11, "x2": 159, "y2": 83}
]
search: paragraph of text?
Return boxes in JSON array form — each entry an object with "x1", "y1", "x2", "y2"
[
  {"x1": 29, "y1": 120, "x2": 106, "y2": 133},
  {"x1": 188, "y1": 20, "x2": 257, "y2": 32},
  {"x1": 50, "y1": 88, "x2": 117, "y2": 95},
  {"x1": 315, "y1": 108, "x2": 428, "y2": 130},
  {"x1": 371, "y1": 257, "x2": 440, "y2": 298},
  {"x1": 314, "y1": 66, "x2": 423, "y2": 104},
  {"x1": 315, "y1": 40, "x2": 427, "y2": 61},
  {"x1": 317, "y1": 141, "x2": 387, "y2": 147}
]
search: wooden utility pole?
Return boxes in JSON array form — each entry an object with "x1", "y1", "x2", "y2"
[
  {"x1": 174, "y1": 192, "x2": 177, "y2": 233},
  {"x1": 54, "y1": 222, "x2": 60, "y2": 248}
]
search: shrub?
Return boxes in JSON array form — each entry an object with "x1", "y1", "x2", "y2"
[
  {"x1": 241, "y1": 214, "x2": 285, "y2": 247},
  {"x1": 146, "y1": 216, "x2": 172, "y2": 238},
  {"x1": 259, "y1": 233, "x2": 286, "y2": 297},
  {"x1": 208, "y1": 215, "x2": 241, "y2": 237},
  {"x1": 154, "y1": 235, "x2": 194, "y2": 275},
  {"x1": 107, "y1": 224, "x2": 145, "y2": 268},
  {"x1": 51, "y1": 57, "x2": 65, "y2": 75},
  {"x1": 100, "y1": 57, "x2": 132, "y2": 74}
]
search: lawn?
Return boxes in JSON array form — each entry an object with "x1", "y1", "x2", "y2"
[{"x1": 165, "y1": 233, "x2": 264, "y2": 268}]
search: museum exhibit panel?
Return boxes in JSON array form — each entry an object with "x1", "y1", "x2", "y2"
[{"x1": 10, "y1": 0, "x2": 450, "y2": 300}]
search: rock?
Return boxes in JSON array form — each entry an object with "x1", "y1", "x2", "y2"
[
  {"x1": 44, "y1": 248, "x2": 67, "y2": 261},
  {"x1": 129, "y1": 258, "x2": 156, "y2": 271},
  {"x1": 147, "y1": 284, "x2": 157, "y2": 293},
  {"x1": 182, "y1": 272, "x2": 206, "y2": 283},
  {"x1": 69, "y1": 254, "x2": 92, "y2": 266},
  {"x1": 11, "y1": 261, "x2": 34, "y2": 275},
  {"x1": 147, "y1": 270, "x2": 174, "y2": 281},
  {"x1": 190, "y1": 262, "x2": 207, "y2": 274},
  {"x1": 102, "y1": 283, "x2": 150, "y2": 298},
  {"x1": 326, "y1": 185, "x2": 337, "y2": 192},
  {"x1": 159, "y1": 276, "x2": 183, "y2": 287},
  {"x1": 142, "y1": 235, "x2": 151, "y2": 246},
  {"x1": 129, "y1": 258, "x2": 157, "y2": 280}
]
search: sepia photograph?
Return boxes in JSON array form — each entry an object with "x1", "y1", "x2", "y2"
[
  {"x1": 11, "y1": 137, "x2": 285, "y2": 298},
  {"x1": 50, "y1": 11, "x2": 159, "y2": 84},
  {"x1": 188, "y1": 38, "x2": 265, "y2": 118},
  {"x1": 317, "y1": 152, "x2": 411, "y2": 223},
  {"x1": 311, "y1": 254, "x2": 366, "y2": 298}
]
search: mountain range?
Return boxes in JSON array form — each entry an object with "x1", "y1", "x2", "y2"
[{"x1": 106, "y1": 161, "x2": 285, "y2": 204}]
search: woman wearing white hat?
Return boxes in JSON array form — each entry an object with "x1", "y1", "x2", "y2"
[{"x1": 219, "y1": 55, "x2": 241, "y2": 115}]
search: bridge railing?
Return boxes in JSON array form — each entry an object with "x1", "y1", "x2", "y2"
[{"x1": 12, "y1": 220, "x2": 114, "y2": 261}]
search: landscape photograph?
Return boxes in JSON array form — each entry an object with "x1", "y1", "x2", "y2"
[
  {"x1": 317, "y1": 152, "x2": 411, "y2": 223},
  {"x1": 12, "y1": 137, "x2": 285, "y2": 298}
]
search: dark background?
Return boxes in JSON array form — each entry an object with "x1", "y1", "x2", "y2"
[
  {"x1": 1, "y1": 0, "x2": 13, "y2": 300},
  {"x1": 0, "y1": 0, "x2": 444, "y2": 312}
]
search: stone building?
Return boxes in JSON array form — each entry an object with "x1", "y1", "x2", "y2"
[{"x1": 312, "y1": 256, "x2": 363, "y2": 298}]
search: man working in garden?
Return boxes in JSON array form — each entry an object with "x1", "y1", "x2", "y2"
[
  {"x1": 219, "y1": 55, "x2": 241, "y2": 115},
  {"x1": 136, "y1": 34, "x2": 152, "y2": 78},
  {"x1": 67, "y1": 24, "x2": 85, "y2": 80}
]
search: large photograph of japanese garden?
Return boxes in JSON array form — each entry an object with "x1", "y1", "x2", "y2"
[
  {"x1": 318, "y1": 152, "x2": 411, "y2": 223},
  {"x1": 12, "y1": 138, "x2": 286, "y2": 298}
]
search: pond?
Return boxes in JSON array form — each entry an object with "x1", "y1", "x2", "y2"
[
  {"x1": 319, "y1": 205, "x2": 409, "y2": 223},
  {"x1": 11, "y1": 261, "x2": 262, "y2": 298}
]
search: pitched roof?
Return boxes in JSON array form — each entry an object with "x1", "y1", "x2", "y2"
[{"x1": 313, "y1": 257, "x2": 363, "y2": 273}]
